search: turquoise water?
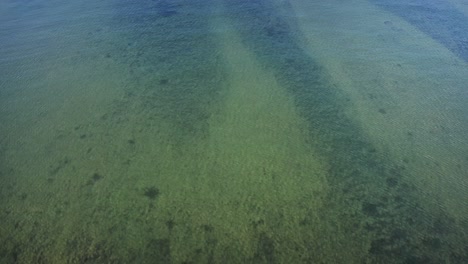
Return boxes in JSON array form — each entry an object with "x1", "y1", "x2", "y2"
[{"x1": 1, "y1": 0, "x2": 467, "y2": 263}]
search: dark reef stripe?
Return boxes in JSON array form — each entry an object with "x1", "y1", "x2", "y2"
[
  {"x1": 372, "y1": 0, "x2": 468, "y2": 63},
  {"x1": 224, "y1": 0, "x2": 467, "y2": 262},
  {"x1": 112, "y1": 0, "x2": 225, "y2": 140}
]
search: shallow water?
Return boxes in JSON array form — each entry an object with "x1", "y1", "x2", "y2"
[{"x1": 1, "y1": 0, "x2": 467, "y2": 263}]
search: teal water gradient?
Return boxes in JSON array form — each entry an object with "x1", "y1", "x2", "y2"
[{"x1": 1, "y1": 0, "x2": 467, "y2": 263}]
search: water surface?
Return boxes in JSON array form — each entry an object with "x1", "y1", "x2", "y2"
[{"x1": 1, "y1": 0, "x2": 467, "y2": 263}]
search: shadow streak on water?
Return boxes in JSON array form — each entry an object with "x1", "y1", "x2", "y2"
[
  {"x1": 224, "y1": 0, "x2": 468, "y2": 263},
  {"x1": 111, "y1": 0, "x2": 226, "y2": 143}
]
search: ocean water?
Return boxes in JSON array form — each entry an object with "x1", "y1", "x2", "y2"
[{"x1": 1, "y1": 0, "x2": 467, "y2": 263}]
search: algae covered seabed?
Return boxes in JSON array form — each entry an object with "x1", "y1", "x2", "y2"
[{"x1": 1, "y1": 0, "x2": 467, "y2": 263}]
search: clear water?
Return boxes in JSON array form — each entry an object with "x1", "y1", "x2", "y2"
[{"x1": 1, "y1": 0, "x2": 467, "y2": 263}]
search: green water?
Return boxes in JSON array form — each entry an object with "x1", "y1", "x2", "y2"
[{"x1": 1, "y1": 0, "x2": 467, "y2": 263}]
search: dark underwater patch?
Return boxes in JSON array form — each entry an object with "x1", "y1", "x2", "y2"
[
  {"x1": 371, "y1": 0, "x2": 468, "y2": 63},
  {"x1": 253, "y1": 232, "x2": 275, "y2": 264},
  {"x1": 145, "y1": 238, "x2": 171, "y2": 263},
  {"x1": 155, "y1": 0, "x2": 179, "y2": 17},
  {"x1": 143, "y1": 186, "x2": 160, "y2": 200}
]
